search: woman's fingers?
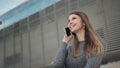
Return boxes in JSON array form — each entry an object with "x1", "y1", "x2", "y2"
[{"x1": 62, "y1": 33, "x2": 73, "y2": 44}]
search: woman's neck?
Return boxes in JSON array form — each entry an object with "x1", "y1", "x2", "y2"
[{"x1": 75, "y1": 29, "x2": 85, "y2": 42}]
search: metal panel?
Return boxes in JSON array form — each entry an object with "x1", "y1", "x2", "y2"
[
  {"x1": 29, "y1": 19, "x2": 40, "y2": 30},
  {"x1": 45, "y1": 5, "x2": 54, "y2": 15},
  {"x1": 14, "y1": 23, "x2": 21, "y2": 54},
  {"x1": 29, "y1": 19, "x2": 44, "y2": 67},
  {"x1": 14, "y1": 22, "x2": 22, "y2": 68},
  {"x1": 55, "y1": 0, "x2": 65, "y2": 10},
  {"x1": 4, "y1": 26, "x2": 14, "y2": 68},
  {"x1": 29, "y1": 12, "x2": 40, "y2": 22},
  {"x1": 103, "y1": 0, "x2": 120, "y2": 52},
  {"x1": 56, "y1": 8, "x2": 68, "y2": 44},
  {"x1": 100, "y1": 0, "x2": 120, "y2": 64},
  {"x1": 0, "y1": 30, "x2": 4, "y2": 68},
  {"x1": 69, "y1": 0, "x2": 78, "y2": 11},
  {"x1": 43, "y1": 13, "x2": 58, "y2": 64},
  {"x1": 20, "y1": 19, "x2": 30, "y2": 68},
  {"x1": 79, "y1": 0, "x2": 95, "y2": 9}
]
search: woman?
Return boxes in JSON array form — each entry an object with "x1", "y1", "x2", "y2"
[{"x1": 53, "y1": 11, "x2": 104, "y2": 68}]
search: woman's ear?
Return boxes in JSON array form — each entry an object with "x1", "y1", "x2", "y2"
[
  {"x1": 82, "y1": 22, "x2": 85, "y2": 28},
  {"x1": 83, "y1": 22, "x2": 85, "y2": 26}
]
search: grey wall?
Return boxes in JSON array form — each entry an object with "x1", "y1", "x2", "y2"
[{"x1": 0, "y1": 0, "x2": 120, "y2": 68}]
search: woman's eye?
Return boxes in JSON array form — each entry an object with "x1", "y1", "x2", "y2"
[
  {"x1": 68, "y1": 20, "x2": 70, "y2": 22},
  {"x1": 72, "y1": 17, "x2": 76, "y2": 20}
]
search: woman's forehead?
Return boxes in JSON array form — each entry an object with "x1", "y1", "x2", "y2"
[{"x1": 68, "y1": 14, "x2": 80, "y2": 19}]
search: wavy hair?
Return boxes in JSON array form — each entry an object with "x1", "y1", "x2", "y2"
[{"x1": 69, "y1": 11, "x2": 104, "y2": 59}]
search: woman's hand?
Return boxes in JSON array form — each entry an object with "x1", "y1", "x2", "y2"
[{"x1": 62, "y1": 33, "x2": 73, "y2": 44}]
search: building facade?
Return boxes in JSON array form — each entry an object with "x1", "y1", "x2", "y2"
[{"x1": 0, "y1": 0, "x2": 120, "y2": 68}]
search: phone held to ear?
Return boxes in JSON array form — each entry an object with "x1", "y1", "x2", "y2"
[{"x1": 65, "y1": 27, "x2": 71, "y2": 36}]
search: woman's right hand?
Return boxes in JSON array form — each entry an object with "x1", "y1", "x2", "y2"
[{"x1": 62, "y1": 33, "x2": 73, "y2": 44}]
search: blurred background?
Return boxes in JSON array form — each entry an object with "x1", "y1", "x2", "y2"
[{"x1": 0, "y1": 0, "x2": 120, "y2": 68}]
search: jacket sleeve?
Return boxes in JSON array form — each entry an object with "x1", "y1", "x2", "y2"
[{"x1": 53, "y1": 42, "x2": 68, "y2": 68}]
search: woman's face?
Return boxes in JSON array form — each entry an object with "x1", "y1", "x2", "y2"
[{"x1": 68, "y1": 14, "x2": 83, "y2": 33}]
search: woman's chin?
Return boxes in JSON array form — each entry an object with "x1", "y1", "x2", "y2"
[
  {"x1": 71, "y1": 30, "x2": 75, "y2": 33},
  {"x1": 71, "y1": 30, "x2": 78, "y2": 34},
  {"x1": 71, "y1": 29, "x2": 77, "y2": 33}
]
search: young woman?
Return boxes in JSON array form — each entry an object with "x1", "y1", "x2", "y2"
[{"x1": 53, "y1": 11, "x2": 104, "y2": 68}]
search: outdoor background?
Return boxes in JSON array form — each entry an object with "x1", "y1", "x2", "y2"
[{"x1": 0, "y1": 0, "x2": 120, "y2": 68}]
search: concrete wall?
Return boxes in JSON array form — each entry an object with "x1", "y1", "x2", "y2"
[{"x1": 0, "y1": 0, "x2": 120, "y2": 68}]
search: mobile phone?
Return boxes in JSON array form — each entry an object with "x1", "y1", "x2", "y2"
[{"x1": 65, "y1": 27, "x2": 71, "y2": 36}]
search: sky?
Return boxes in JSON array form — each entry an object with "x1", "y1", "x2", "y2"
[{"x1": 0, "y1": 0, "x2": 28, "y2": 16}]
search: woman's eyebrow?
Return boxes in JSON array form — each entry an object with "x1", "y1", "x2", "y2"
[{"x1": 72, "y1": 16, "x2": 76, "y2": 18}]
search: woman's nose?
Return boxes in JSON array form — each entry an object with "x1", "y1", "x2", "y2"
[
  {"x1": 68, "y1": 22, "x2": 71, "y2": 27},
  {"x1": 69, "y1": 20, "x2": 73, "y2": 24},
  {"x1": 68, "y1": 22, "x2": 72, "y2": 27}
]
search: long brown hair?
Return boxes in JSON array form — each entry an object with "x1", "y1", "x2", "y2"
[{"x1": 69, "y1": 11, "x2": 104, "y2": 59}]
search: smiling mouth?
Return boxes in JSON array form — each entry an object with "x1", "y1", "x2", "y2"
[{"x1": 70, "y1": 24, "x2": 76, "y2": 29}]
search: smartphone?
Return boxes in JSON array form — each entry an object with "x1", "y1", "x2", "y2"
[{"x1": 65, "y1": 27, "x2": 71, "y2": 36}]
